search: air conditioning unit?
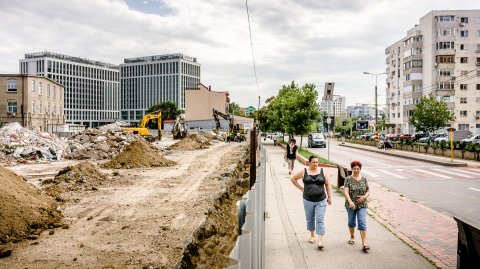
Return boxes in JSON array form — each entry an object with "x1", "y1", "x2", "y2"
[
  {"x1": 476, "y1": 62, "x2": 480, "y2": 66},
  {"x1": 434, "y1": 63, "x2": 438, "y2": 67},
  {"x1": 7, "y1": 112, "x2": 16, "y2": 117},
  {"x1": 459, "y1": 22, "x2": 465, "y2": 27}
]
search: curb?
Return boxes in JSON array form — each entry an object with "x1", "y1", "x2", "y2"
[{"x1": 338, "y1": 143, "x2": 468, "y2": 167}]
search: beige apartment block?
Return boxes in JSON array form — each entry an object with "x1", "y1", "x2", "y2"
[
  {"x1": 0, "y1": 74, "x2": 65, "y2": 131},
  {"x1": 185, "y1": 83, "x2": 229, "y2": 121},
  {"x1": 385, "y1": 10, "x2": 480, "y2": 134}
]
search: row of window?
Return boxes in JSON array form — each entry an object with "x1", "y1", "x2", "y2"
[
  {"x1": 31, "y1": 100, "x2": 60, "y2": 115},
  {"x1": 120, "y1": 61, "x2": 200, "y2": 78},
  {"x1": 436, "y1": 16, "x2": 475, "y2": 23},
  {"x1": 31, "y1": 80, "x2": 59, "y2": 97},
  {"x1": 65, "y1": 110, "x2": 119, "y2": 121}
]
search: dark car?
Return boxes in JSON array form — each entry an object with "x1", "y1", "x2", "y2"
[
  {"x1": 308, "y1": 133, "x2": 326, "y2": 148},
  {"x1": 411, "y1": 133, "x2": 428, "y2": 142}
]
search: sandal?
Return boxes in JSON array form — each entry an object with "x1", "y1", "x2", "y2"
[
  {"x1": 308, "y1": 238, "x2": 314, "y2": 244},
  {"x1": 362, "y1": 245, "x2": 370, "y2": 252},
  {"x1": 348, "y1": 239, "x2": 355, "y2": 245},
  {"x1": 318, "y1": 244, "x2": 324, "y2": 250}
]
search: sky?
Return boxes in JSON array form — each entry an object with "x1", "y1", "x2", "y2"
[{"x1": 1, "y1": 0, "x2": 480, "y2": 109}]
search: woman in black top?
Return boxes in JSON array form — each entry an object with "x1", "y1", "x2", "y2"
[
  {"x1": 285, "y1": 138, "x2": 298, "y2": 175},
  {"x1": 291, "y1": 155, "x2": 332, "y2": 249}
]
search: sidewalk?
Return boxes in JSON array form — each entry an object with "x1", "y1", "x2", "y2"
[
  {"x1": 264, "y1": 143, "x2": 435, "y2": 269},
  {"x1": 339, "y1": 141, "x2": 480, "y2": 167}
]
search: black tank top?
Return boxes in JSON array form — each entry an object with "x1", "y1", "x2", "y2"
[{"x1": 302, "y1": 168, "x2": 326, "y2": 202}]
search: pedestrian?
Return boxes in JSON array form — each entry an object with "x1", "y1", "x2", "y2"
[
  {"x1": 290, "y1": 155, "x2": 332, "y2": 249},
  {"x1": 285, "y1": 138, "x2": 298, "y2": 175},
  {"x1": 344, "y1": 160, "x2": 371, "y2": 252}
]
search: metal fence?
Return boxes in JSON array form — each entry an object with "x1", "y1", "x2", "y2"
[{"x1": 227, "y1": 129, "x2": 266, "y2": 269}]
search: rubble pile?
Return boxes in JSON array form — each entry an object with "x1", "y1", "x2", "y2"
[
  {"x1": 0, "y1": 123, "x2": 69, "y2": 164},
  {"x1": 167, "y1": 134, "x2": 212, "y2": 151},
  {"x1": 102, "y1": 140, "x2": 176, "y2": 169},
  {"x1": 42, "y1": 162, "x2": 108, "y2": 193},
  {"x1": 66, "y1": 128, "x2": 142, "y2": 160},
  {"x1": 0, "y1": 165, "x2": 62, "y2": 256}
]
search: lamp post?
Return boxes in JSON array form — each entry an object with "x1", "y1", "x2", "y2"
[{"x1": 363, "y1": 71, "x2": 387, "y2": 142}]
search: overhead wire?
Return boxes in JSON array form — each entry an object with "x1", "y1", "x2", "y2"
[{"x1": 245, "y1": 0, "x2": 260, "y2": 108}]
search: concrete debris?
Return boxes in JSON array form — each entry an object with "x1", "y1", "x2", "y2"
[
  {"x1": 66, "y1": 128, "x2": 142, "y2": 161},
  {"x1": 0, "y1": 122, "x2": 69, "y2": 164}
]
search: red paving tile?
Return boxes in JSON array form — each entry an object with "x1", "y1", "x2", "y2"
[{"x1": 367, "y1": 182, "x2": 457, "y2": 269}]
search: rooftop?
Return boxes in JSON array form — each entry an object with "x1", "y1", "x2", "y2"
[
  {"x1": 123, "y1": 53, "x2": 198, "y2": 64},
  {"x1": 24, "y1": 51, "x2": 119, "y2": 69}
]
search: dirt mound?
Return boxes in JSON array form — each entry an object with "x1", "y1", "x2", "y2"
[
  {"x1": 0, "y1": 166, "x2": 62, "y2": 255},
  {"x1": 41, "y1": 162, "x2": 107, "y2": 195},
  {"x1": 102, "y1": 140, "x2": 176, "y2": 169},
  {"x1": 168, "y1": 134, "x2": 212, "y2": 151}
]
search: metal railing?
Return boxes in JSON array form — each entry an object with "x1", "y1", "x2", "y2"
[{"x1": 227, "y1": 129, "x2": 266, "y2": 269}]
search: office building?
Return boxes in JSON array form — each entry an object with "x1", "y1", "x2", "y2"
[
  {"x1": 0, "y1": 74, "x2": 64, "y2": 131},
  {"x1": 346, "y1": 104, "x2": 376, "y2": 120},
  {"x1": 385, "y1": 10, "x2": 480, "y2": 134},
  {"x1": 19, "y1": 51, "x2": 120, "y2": 128},
  {"x1": 120, "y1": 53, "x2": 200, "y2": 123},
  {"x1": 320, "y1": 95, "x2": 346, "y2": 116}
]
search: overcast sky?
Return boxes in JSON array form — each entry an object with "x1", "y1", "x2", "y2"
[{"x1": 1, "y1": 0, "x2": 479, "y2": 108}]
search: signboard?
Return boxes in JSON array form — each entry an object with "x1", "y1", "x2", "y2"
[
  {"x1": 323, "y1": 116, "x2": 334, "y2": 131},
  {"x1": 246, "y1": 106, "x2": 256, "y2": 114},
  {"x1": 242, "y1": 121, "x2": 254, "y2": 129},
  {"x1": 323, "y1": 82, "x2": 334, "y2": 100},
  {"x1": 356, "y1": 120, "x2": 369, "y2": 130}
]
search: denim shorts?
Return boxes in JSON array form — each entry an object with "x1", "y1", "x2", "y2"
[
  {"x1": 346, "y1": 207, "x2": 367, "y2": 231},
  {"x1": 303, "y1": 198, "x2": 327, "y2": 235}
]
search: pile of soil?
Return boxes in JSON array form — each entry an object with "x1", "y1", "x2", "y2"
[
  {"x1": 41, "y1": 162, "x2": 108, "y2": 194},
  {"x1": 0, "y1": 166, "x2": 62, "y2": 257},
  {"x1": 168, "y1": 134, "x2": 212, "y2": 151},
  {"x1": 102, "y1": 140, "x2": 176, "y2": 169}
]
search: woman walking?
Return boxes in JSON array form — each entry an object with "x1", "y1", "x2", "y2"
[
  {"x1": 285, "y1": 138, "x2": 298, "y2": 175},
  {"x1": 344, "y1": 160, "x2": 371, "y2": 252},
  {"x1": 291, "y1": 155, "x2": 332, "y2": 249}
]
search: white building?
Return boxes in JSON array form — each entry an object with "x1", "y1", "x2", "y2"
[
  {"x1": 20, "y1": 51, "x2": 120, "y2": 128},
  {"x1": 346, "y1": 104, "x2": 376, "y2": 120},
  {"x1": 385, "y1": 10, "x2": 480, "y2": 134},
  {"x1": 120, "y1": 53, "x2": 200, "y2": 123},
  {"x1": 320, "y1": 95, "x2": 346, "y2": 116}
]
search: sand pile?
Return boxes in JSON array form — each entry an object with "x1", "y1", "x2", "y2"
[
  {"x1": 42, "y1": 162, "x2": 108, "y2": 194},
  {"x1": 0, "y1": 166, "x2": 62, "y2": 257},
  {"x1": 167, "y1": 134, "x2": 212, "y2": 151},
  {"x1": 102, "y1": 140, "x2": 176, "y2": 169}
]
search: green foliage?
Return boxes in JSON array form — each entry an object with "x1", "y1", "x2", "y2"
[
  {"x1": 146, "y1": 101, "x2": 182, "y2": 120},
  {"x1": 409, "y1": 94, "x2": 454, "y2": 133},
  {"x1": 229, "y1": 102, "x2": 244, "y2": 116},
  {"x1": 439, "y1": 140, "x2": 448, "y2": 150}
]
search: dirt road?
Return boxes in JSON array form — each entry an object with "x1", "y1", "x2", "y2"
[{"x1": 0, "y1": 141, "x2": 249, "y2": 269}]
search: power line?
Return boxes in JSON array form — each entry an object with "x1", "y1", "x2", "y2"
[{"x1": 245, "y1": 0, "x2": 259, "y2": 98}]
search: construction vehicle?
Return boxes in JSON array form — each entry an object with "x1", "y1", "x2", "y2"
[
  {"x1": 212, "y1": 109, "x2": 246, "y2": 142},
  {"x1": 123, "y1": 110, "x2": 162, "y2": 141},
  {"x1": 172, "y1": 115, "x2": 187, "y2": 139}
]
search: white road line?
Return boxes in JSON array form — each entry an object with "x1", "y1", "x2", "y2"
[
  {"x1": 467, "y1": 168, "x2": 480, "y2": 174},
  {"x1": 413, "y1": 169, "x2": 451, "y2": 179},
  {"x1": 362, "y1": 170, "x2": 379, "y2": 178},
  {"x1": 469, "y1": 187, "x2": 480, "y2": 192},
  {"x1": 378, "y1": 169, "x2": 406, "y2": 179},
  {"x1": 451, "y1": 168, "x2": 480, "y2": 176},
  {"x1": 432, "y1": 169, "x2": 473, "y2": 178}
]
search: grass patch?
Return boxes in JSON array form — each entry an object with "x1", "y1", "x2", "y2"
[{"x1": 297, "y1": 147, "x2": 330, "y2": 164}]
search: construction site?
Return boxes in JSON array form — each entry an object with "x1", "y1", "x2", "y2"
[{"x1": 0, "y1": 122, "x2": 252, "y2": 269}]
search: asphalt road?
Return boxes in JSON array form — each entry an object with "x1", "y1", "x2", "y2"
[{"x1": 296, "y1": 137, "x2": 480, "y2": 227}]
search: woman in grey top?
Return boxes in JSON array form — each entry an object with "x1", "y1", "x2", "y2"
[{"x1": 291, "y1": 155, "x2": 332, "y2": 249}]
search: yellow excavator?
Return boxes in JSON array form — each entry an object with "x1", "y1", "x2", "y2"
[
  {"x1": 123, "y1": 110, "x2": 162, "y2": 141},
  {"x1": 212, "y1": 109, "x2": 246, "y2": 142}
]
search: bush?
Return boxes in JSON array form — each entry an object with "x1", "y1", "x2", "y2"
[{"x1": 439, "y1": 140, "x2": 448, "y2": 150}]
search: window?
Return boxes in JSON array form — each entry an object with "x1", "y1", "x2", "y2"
[
  {"x1": 477, "y1": 44, "x2": 480, "y2": 52},
  {"x1": 32, "y1": 100, "x2": 36, "y2": 113},
  {"x1": 7, "y1": 79, "x2": 17, "y2": 92},
  {"x1": 32, "y1": 80, "x2": 35, "y2": 93},
  {"x1": 7, "y1": 100, "x2": 17, "y2": 113},
  {"x1": 438, "y1": 28, "x2": 455, "y2": 36},
  {"x1": 460, "y1": 57, "x2": 468, "y2": 63},
  {"x1": 477, "y1": 84, "x2": 480, "y2": 90},
  {"x1": 437, "y1": 41, "x2": 454, "y2": 49},
  {"x1": 460, "y1": 84, "x2": 468, "y2": 90},
  {"x1": 38, "y1": 82, "x2": 42, "y2": 95},
  {"x1": 460, "y1": 111, "x2": 468, "y2": 116},
  {"x1": 460, "y1": 44, "x2": 465, "y2": 50},
  {"x1": 53, "y1": 86, "x2": 56, "y2": 97},
  {"x1": 438, "y1": 82, "x2": 454, "y2": 90},
  {"x1": 477, "y1": 57, "x2": 480, "y2": 65},
  {"x1": 460, "y1": 97, "x2": 468, "y2": 104},
  {"x1": 53, "y1": 103, "x2": 56, "y2": 115},
  {"x1": 47, "y1": 102, "x2": 50, "y2": 114},
  {"x1": 439, "y1": 70, "x2": 454, "y2": 76},
  {"x1": 460, "y1": 70, "x2": 468, "y2": 76},
  {"x1": 437, "y1": 55, "x2": 455, "y2": 63},
  {"x1": 47, "y1": 84, "x2": 50, "y2": 97},
  {"x1": 460, "y1": 17, "x2": 469, "y2": 23},
  {"x1": 39, "y1": 101, "x2": 42, "y2": 114},
  {"x1": 460, "y1": 30, "x2": 469, "y2": 37},
  {"x1": 459, "y1": 124, "x2": 469, "y2": 130},
  {"x1": 477, "y1": 30, "x2": 480, "y2": 37},
  {"x1": 437, "y1": 16, "x2": 455, "y2": 22},
  {"x1": 476, "y1": 111, "x2": 480, "y2": 116}
]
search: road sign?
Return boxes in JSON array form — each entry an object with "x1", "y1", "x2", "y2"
[
  {"x1": 246, "y1": 106, "x2": 256, "y2": 114},
  {"x1": 326, "y1": 117, "x2": 332, "y2": 124},
  {"x1": 356, "y1": 120, "x2": 369, "y2": 130}
]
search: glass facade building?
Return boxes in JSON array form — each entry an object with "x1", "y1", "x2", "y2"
[
  {"x1": 19, "y1": 51, "x2": 120, "y2": 127},
  {"x1": 120, "y1": 53, "x2": 200, "y2": 122}
]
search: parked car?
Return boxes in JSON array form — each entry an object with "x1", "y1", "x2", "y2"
[
  {"x1": 399, "y1": 134, "x2": 412, "y2": 140},
  {"x1": 308, "y1": 133, "x2": 326, "y2": 148},
  {"x1": 411, "y1": 133, "x2": 428, "y2": 142},
  {"x1": 461, "y1": 134, "x2": 480, "y2": 144},
  {"x1": 386, "y1": 133, "x2": 398, "y2": 140},
  {"x1": 418, "y1": 133, "x2": 444, "y2": 143}
]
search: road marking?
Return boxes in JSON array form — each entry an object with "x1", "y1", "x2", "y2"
[
  {"x1": 414, "y1": 169, "x2": 451, "y2": 179},
  {"x1": 451, "y1": 168, "x2": 480, "y2": 176},
  {"x1": 432, "y1": 169, "x2": 473, "y2": 178},
  {"x1": 362, "y1": 170, "x2": 379, "y2": 178},
  {"x1": 469, "y1": 187, "x2": 480, "y2": 192},
  {"x1": 467, "y1": 168, "x2": 480, "y2": 174},
  {"x1": 378, "y1": 169, "x2": 406, "y2": 179}
]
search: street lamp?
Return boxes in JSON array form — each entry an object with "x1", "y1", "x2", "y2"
[{"x1": 363, "y1": 71, "x2": 387, "y2": 142}]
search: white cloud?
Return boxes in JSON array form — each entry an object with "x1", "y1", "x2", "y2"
[{"x1": 0, "y1": 0, "x2": 479, "y2": 108}]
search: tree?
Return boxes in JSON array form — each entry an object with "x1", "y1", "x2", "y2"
[
  {"x1": 229, "y1": 102, "x2": 244, "y2": 116},
  {"x1": 147, "y1": 101, "x2": 182, "y2": 120},
  {"x1": 409, "y1": 94, "x2": 454, "y2": 133}
]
